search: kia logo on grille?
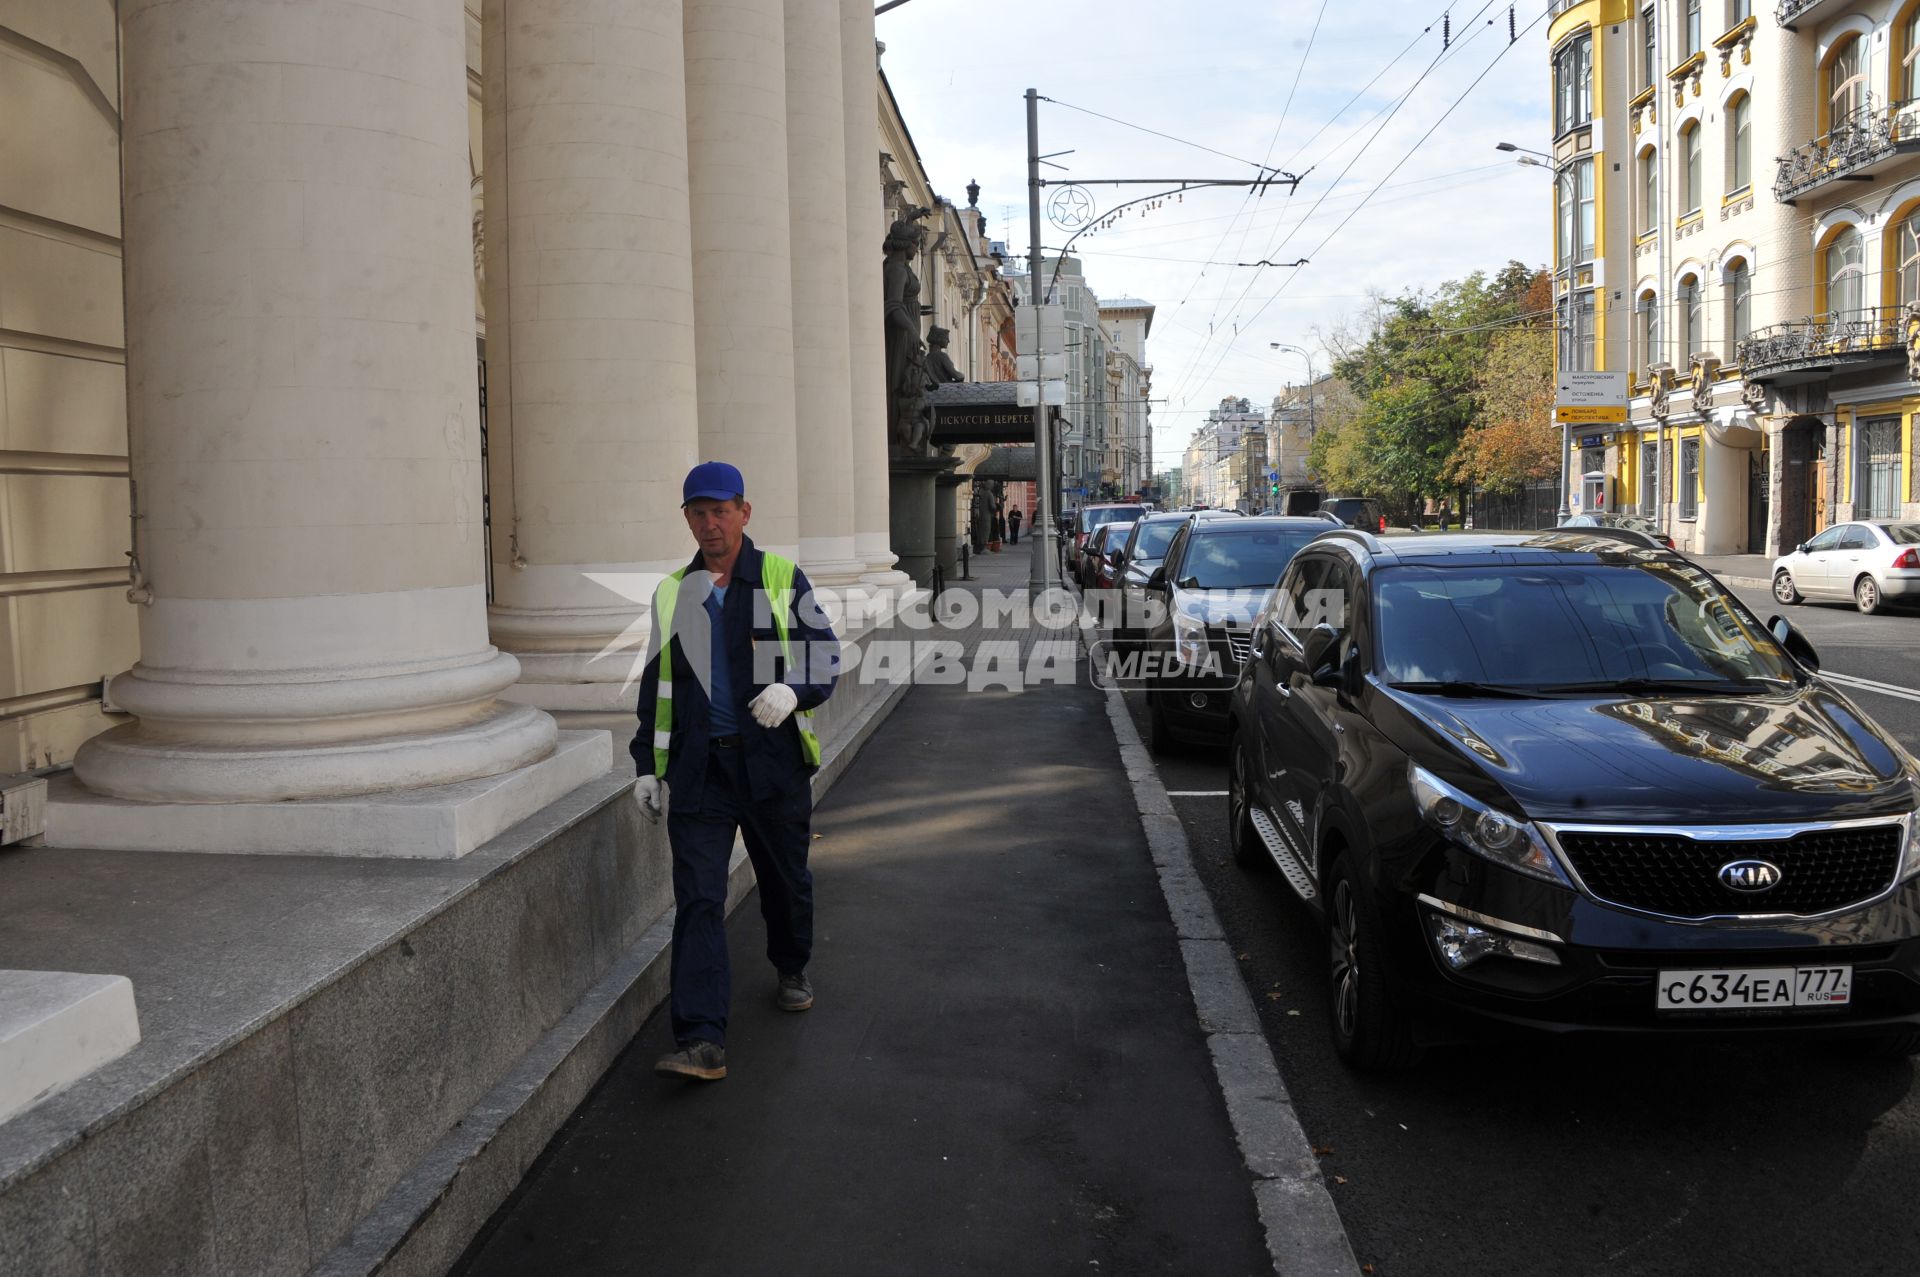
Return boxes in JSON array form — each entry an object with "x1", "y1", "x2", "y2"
[{"x1": 1718, "y1": 859, "x2": 1783, "y2": 892}]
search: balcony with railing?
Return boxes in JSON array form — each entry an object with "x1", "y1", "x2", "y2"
[
  {"x1": 1776, "y1": 0, "x2": 1854, "y2": 29},
  {"x1": 1774, "y1": 98, "x2": 1920, "y2": 203},
  {"x1": 1735, "y1": 306, "x2": 1907, "y2": 380}
]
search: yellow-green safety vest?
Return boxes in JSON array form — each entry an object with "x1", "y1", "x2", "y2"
[{"x1": 650, "y1": 552, "x2": 821, "y2": 778}]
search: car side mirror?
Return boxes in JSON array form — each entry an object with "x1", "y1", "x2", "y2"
[
  {"x1": 1768, "y1": 615, "x2": 1821, "y2": 672},
  {"x1": 1146, "y1": 566, "x2": 1166, "y2": 589},
  {"x1": 1109, "y1": 549, "x2": 1125, "y2": 565},
  {"x1": 1794, "y1": 542, "x2": 1808, "y2": 554},
  {"x1": 1302, "y1": 622, "x2": 1340, "y2": 679}
]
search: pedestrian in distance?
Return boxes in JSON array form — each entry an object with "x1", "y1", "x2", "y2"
[
  {"x1": 1008, "y1": 505, "x2": 1023, "y2": 544},
  {"x1": 630, "y1": 461, "x2": 839, "y2": 1082}
]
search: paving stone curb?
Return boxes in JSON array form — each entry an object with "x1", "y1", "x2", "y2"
[{"x1": 1100, "y1": 685, "x2": 1361, "y2": 1277}]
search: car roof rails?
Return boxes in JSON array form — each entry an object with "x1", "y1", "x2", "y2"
[
  {"x1": 1554, "y1": 526, "x2": 1668, "y2": 551},
  {"x1": 1312, "y1": 527, "x2": 1383, "y2": 554}
]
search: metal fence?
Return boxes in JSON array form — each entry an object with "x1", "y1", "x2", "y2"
[{"x1": 1464, "y1": 480, "x2": 1560, "y2": 532}]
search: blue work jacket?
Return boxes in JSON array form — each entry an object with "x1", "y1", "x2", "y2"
[{"x1": 628, "y1": 537, "x2": 838, "y2": 812}]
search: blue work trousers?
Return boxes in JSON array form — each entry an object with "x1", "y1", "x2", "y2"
[{"x1": 665, "y1": 744, "x2": 814, "y2": 1047}]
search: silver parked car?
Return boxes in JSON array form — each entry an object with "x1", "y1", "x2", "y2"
[{"x1": 1771, "y1": 521, "x2": 1920, "y2": 614}]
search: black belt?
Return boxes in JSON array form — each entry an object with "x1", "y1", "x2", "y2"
[{"x1": 709, "y1": 734, "x2": 743, "y2": 749}]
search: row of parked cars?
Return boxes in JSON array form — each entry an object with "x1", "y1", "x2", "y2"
[{"x1": 1072, "y1": 507, "x2": 1920, "y2": 1071}]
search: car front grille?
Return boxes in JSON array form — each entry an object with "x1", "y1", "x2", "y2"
[
  {"x1": 1212, "y1": 626, "x2": 1250, "y2": 670},
  {"x1": 1554, "y1": 824, "x2": 1905, "y2": 919}
]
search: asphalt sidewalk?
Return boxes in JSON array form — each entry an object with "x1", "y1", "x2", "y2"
[{"x1": 453, "y1": 545, "x2": 1319, "y2": 1276}]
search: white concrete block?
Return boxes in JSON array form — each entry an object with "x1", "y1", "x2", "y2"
[
  {"x1": 0, "y1": 971, "x2": 141, "y2": 1125},
  {"x1": 45, "y1": 731, "x2": 611, "y2": 860}
]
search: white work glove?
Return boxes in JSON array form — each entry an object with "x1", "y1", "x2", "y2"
[
  {"x1": 631, "y1": 775, "x2": 663, "y2": 822},
  {"x1": 748, "y1": 683, "x2": 799, "y2": 729}
]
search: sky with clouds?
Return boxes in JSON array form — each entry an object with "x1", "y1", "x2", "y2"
[{"x1": 877, "y1": 0, "x2": 1553, "y2": 469}]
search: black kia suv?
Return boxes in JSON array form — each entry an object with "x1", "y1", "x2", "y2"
[{"x1": 1226, "y1": 528, "x2": 1920, "y2": 1069}]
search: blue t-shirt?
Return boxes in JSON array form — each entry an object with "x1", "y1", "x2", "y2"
[{"x1": 703, "y1": 584, "x2": 737, "y2": 735}]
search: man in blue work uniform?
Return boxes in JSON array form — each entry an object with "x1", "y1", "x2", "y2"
[{"x1": 630, "y1": 462, "x2": 838, "y2": 1082}]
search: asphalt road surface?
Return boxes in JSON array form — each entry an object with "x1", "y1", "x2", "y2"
[{"x1": 1121, "y1": 590, "x2": 1920, "y2": 1277}]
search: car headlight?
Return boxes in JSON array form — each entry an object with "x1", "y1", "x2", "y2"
[
  {"x1": 1901, "y1": 810, "x2": 1920, "y2": 883},
  {"x1": 1172, "y1": 611, "x2": 1209, "y2": 669},
  {"x1": 1408, "y1": 765, "x2": 1567, "y2": 885}
]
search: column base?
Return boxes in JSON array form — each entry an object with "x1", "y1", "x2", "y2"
[{"x1": 45, "y1": 731, "x2": 610, "y2": 859}]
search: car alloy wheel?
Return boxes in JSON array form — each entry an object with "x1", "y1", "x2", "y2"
[
  {"x1": 1773, "y1": 571, "x2": 1801, "y2": 605},
  {"x1": 1855, "y1": 576, "x2": 1882, "y2": 615},
  {"x1": 1228, "y1": 732, "x2": 1266, "y2": 871},
  {"x1": 1325, "y1": 853, "x2": 1421, "y2": 1071}
]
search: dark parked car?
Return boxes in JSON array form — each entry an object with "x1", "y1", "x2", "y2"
[
  {"x1": 1320, "y1": 496, "x2": 1385, "y2": 533},
  {"x1": 1115, "y1": 510, "x2": 1236, "y2": 637},
  {"x1": 1227, "y1": 529, "x2": 1920, "y2": 1069},
  {"x1": 1086, "y1": 520, "x2": 1136, "y2": 592},
  {"x1": 1069, "y1": 503, "x2": 1149, "y2": 585},
  {"x1": 1138, "y1": 516, "x2": 1327, "y2": 750}
]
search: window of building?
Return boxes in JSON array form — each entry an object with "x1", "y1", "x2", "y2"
[
  {"x1": 1679, "y1": 276, "x2": 1702, "y2": 359},
  {"x1": 1825, "y1": 225, "x2": 1865, "y2": 318},
  {"x1": 1829, "y1": 35, "x2": 1868, "y2": 126},
  {"x1": 1641, "y1": 6, "x2": 1658, "y2": 90},
  {"x1": 1680, "y1": 122, "x2": 1703, "y2": 214},
  {"x1": 1902, "y1": 212, "x2": 1920, "y2": 306},
  {"x1": 1639, "y1": 147, "x2": 1658, "y2": 235},
  {"x1": 1554, "y1": 34, "x2": 1593, "y2": 135},
  {"x1": 1685, "y1": 0, "x2": 1702, "y2": 58},
  {"x1": 1555, "y1": 159, "x2": 1594, "y2": 268},
  {"x1": 1729, "y1": 93, "x2": 1751, "y2": 191},
  {"x1": 1731, "y1": 0, "x2": 1750, "y2": 21},
  {"x1": 1679, "y1": 437, "x2": 1700, "y2": 519},
  {"x1": 1570, "y1": 291, "x2": 1595, "y2": 371},
  {"x1": 1726, "y1": 258, "x2": 1751, "y2": 358},
  {"x1": 1637, "y1": 290, "x2": 1661, "y2": 372},
  {"x1": 1640, "y1": 439, "x2": 1659, "y2": 515},
  {"x1": 1905, "y1": 6, "x2": 1920, "y2": 102},
  {"x1": 1858, "y1": 417, "x2": 1904, "y2": 518}
]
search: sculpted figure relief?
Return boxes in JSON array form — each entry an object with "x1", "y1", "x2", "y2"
[{"x1": 883, "y1": 210, "x2": 935, "y2": 455}]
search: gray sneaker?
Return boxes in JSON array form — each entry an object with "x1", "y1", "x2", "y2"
[
  {"x1": 776, "y1": 972, "x2": 814, "y2": 1012},
  {"x1": 654, "y1": 1039, "x2": 727, "y2": 1081}
]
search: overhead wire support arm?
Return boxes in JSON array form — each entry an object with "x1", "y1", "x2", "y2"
[{"x1": 1040, "y1": 175, "x2": 1301, "y2": 302}]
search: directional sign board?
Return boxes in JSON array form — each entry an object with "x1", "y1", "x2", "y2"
[{"x1": 1555, "y1": 370, "x2": 1628, "y2": 424}]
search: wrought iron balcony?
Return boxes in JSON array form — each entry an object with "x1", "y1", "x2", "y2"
[
  {"x1": 1736, "y1": 306, "x2": 1907, "y2": 379},
  {"x1": 1776, "y1": 0, "x2": 1854, "y2": 29},
  {"x1": 1774, "y1": 98, "x2": 1920, "y2": 203}
]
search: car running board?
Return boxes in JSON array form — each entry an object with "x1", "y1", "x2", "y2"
[{"x1": 1249, "y1": 806, "x2": 1317, "y2": 902}]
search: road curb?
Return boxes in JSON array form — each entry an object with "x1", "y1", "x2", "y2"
[{"x1": 1100, "y1": 686, "x2": 1361, "y2": 1277}]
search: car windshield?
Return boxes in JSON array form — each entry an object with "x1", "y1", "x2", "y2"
[
  {"x1": 1373, "y1": 562, "x2": 1800, "y2": 690},
  {"x1": 1885, "y1": 523, "x2": 1920, "y2": 545},
  {"x1": 1133, "y1": 520, "x2": 1184, "y2": 559},
  {"x1": 1178, "y1": 527, "x2": 1320, "y2": 590}
]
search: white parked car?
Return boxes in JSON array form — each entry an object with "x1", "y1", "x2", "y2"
[{"x1": 1771, "y1": 521, "x2": 1920, "y2": 614}]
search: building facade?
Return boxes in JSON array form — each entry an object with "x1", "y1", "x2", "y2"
[
  {"x1": 1551, "y1": 0, "x2": 1920, "y2": 558},
  {"x1": 1550, "y1": 0, "x2": 1792, "y2": 554},
  {"x1": 2, "y1": 0, "x2": 911, "y2": 827},
  {"x1": 1100, "y1": 299, "x2": 1155, "y2": 498},
  {"x1": 1737, "y1": 0, "x2": 1920, "y2": 545},
  {"x1": 1181, "y1": 397, "x2": 1264, "y2": 507}
]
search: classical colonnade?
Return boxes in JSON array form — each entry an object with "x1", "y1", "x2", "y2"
[{"x1": 71, "y1": 0, "x2": 901, "y2": 811}]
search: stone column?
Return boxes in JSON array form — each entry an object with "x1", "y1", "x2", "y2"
[
  {"x1": 483, "y1": 0, "x2": 701, "y2": 731},
  {"x1": 78, "y1": 0, "x2": 555, "y2": 803},
  {"x1": 785, "y1": 0, "x2": 865, "y2": 587},
  {"x1": 841, "y1": 0, "x2": 904, "y2": 586},
  {"x1": 685, "y1": 0, "x2": 800, "y2": 559}
]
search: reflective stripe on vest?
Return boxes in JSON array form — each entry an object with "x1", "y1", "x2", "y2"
[{"x1": 650, "y1": 553, "x2": 821, "y2": 778}]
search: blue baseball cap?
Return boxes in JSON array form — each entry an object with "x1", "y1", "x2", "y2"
[{"x1": 682, "y1": 460, "x2": 745, "y2": 506}]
